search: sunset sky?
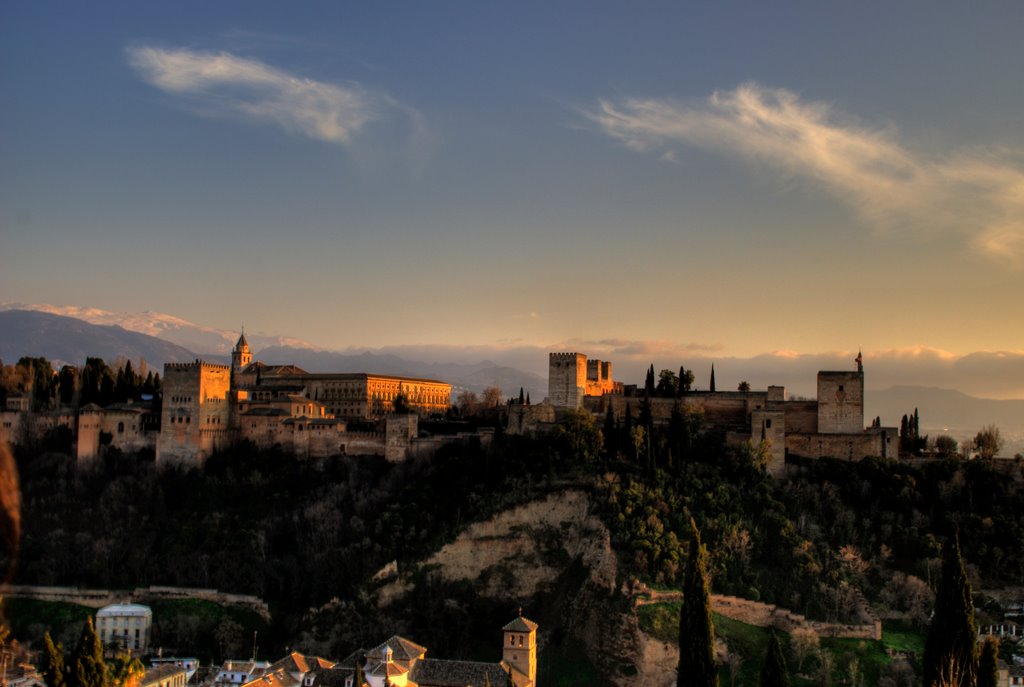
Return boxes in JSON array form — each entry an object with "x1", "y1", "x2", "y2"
[{"x1": 3, "y1": 3, "x2": 1024, "y2": 373}]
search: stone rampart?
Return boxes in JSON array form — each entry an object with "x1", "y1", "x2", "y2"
[
  {"x1": 634, "y1": 584, "x2": 881, "y2": 640},
  {"x1": 0, "y1": 584, "x2": 271, "y2": 620}
]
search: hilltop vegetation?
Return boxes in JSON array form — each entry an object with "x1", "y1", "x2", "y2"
[{"x1": 7, "y1": 406, "x2": 1024, "y2": 681}]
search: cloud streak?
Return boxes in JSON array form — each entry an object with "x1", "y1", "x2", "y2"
[
  {"x1": 127, "y1": 45, "x2": 386, "y2": 145},
  {"x1": 584, "y1": 84, "x2": 1024, "y2": 265}
]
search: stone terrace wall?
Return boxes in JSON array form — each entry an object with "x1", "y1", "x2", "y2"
[
  {"x1": 634, "y1": 583, "x2": 881, "y2": 640},
  {"x1": 0, "y1": 584, "x2": 271, "y2": 620}
]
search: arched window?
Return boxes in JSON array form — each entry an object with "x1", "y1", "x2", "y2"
[{"x1": 117, "y1": 422, "x2": 125, "y2": 433}]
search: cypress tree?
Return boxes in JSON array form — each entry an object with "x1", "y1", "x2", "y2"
[
  {"x1": 518, "y1": 387, "x2": 525, "y2": 404},
  {"x1": 678, "y1": 366, "x2": 687, "y2": 396},
  {"x1": 760, "y1": 631, "x2": 790, "y2": 687},
  {"x1": 923, "y1": 533, "x2": 977, "y2": 687},
  {"x1": 678, "y1": 519, "x2": 717, "y2": 687},
  {"x1": 525, "y1": 392, "x2": 530, "y2": 405},
  {"x1": 603, "y1": 405, "x2": 617, "y2": 461},
  {"x1": 978, "y1": 637, "x2": 998, "y2": 687},
  {"x1": 42, "y1": 633, "x2": 67, "y2": 687},
  {"x1": 70, "y1": 617, "x2": 106, "y2": 687},
  {"x1": 621, "y1": 403, "x2": 633, "y2": 456},
  {"x1": 645, "y1": 365, "x2": 656, "y2": 396},
  {"x1": 709, "y1": 364, "x2": 716, "y2": 393},
  {"x1": 506, "y1": 666, "x2": 515, "y2": 687}
]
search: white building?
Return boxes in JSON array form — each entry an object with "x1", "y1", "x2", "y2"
[{"x1": 96, "y1": 604, "x2": 152, "y2": 653}]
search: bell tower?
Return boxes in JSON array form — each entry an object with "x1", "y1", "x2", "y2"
[
  {"x1": 501, "y1": 611, "x2": 537, "y2": 687},
  {"x1": 231, "y1": 331, "x2": 252, "y2": 378}
]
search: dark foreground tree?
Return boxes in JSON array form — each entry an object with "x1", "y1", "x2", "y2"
[
  {"x1": 760, "y1": 631, "x2": 790, "y2": 687},
  {"x1": 978, "y1": 637, "x2": 999, "y2": 687},
  {"x1": 42, "y1": 633, "x2": 66, "y2": 687},
  {"x1": 70, "y1": 617, "x2": 106, "y2": 687},
  {"x1": 678, "y1": 518, "x2": 717, "y2": 687},
  {"x1": 923, "y1": 533, "x2": 976, "y2": 687}
]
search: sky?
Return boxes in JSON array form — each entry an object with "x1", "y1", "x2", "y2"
[{"x1": 3, "y1": 2, "x2": 1024, "y2": 386}]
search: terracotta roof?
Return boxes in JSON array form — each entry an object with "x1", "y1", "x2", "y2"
[
  {"x1": 242, "y1": 363, "x2": 310, "y2": 377},
  {"x1": 268, "y1": 654, "x2": 334, "y2": 677},
  {"x1": 364, "y1": 662, "x2": 408, "y2": 679},
  {"x1": 141, "y1": 666, "x2": 187, "y2": 687},
  {"x1": 241, "y1": 669, "x2": 297, "y2": 687},
  {"x1": 501, "y1": 616, "x2": 538, "y2": 633},
  {"x1": 306, "y1": 668, "x2": 352, "y2": 687},
  {"x1": 411, "y1": 659, "x2": 511, "y2": 687},
  {"x1": 367, "y1": 636, "x2": 428, "y2": 663}
]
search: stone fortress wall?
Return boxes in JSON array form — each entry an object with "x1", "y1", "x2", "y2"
[
  {"x1": 536, "y1": 351, "x2": 900, "y2": 470},
  {"x1": 0, "y1": 584, "x2": 271, "y2": 620},
  {"x1": 632, "y1": 582, "x2": 881, "y2": 640}
]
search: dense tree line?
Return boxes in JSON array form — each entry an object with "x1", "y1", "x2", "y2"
[
  {"x1": 12, "y1": 394, "x2": 1024, "y2": 679},
  {"x1": 0, "y1": 356, "x2": 160, "y2": 411}
]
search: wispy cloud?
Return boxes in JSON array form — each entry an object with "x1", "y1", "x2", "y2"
[
  {"x1": 127, "y1": 45, "x2": 389, "y2": 145},
  {"x1": 584, "y1": 83, "x2": 1024, "y2": 265}
]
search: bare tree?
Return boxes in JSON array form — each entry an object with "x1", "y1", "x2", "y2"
[
  {"x1": 973, "y1": 425, "x2": 1003, "y2": 459},
  {"x1": 790, "y1": 626, "x2": 820, "y2": 672},
  {"x1": 456, "y1": 390, "x2": 478, "y2": 417},
  {"x1": 480, "y1": 386, "x2": 502, "y2": 409}
]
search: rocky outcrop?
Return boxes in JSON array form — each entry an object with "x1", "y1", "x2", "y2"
[{"x1": 375, "y1": 489, "x2": 617, "y2": 606}]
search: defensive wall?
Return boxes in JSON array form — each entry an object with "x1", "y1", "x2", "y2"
[
  {"x1": 633, "y1": 582, "x2": 881, "y2": 640},
  {"x1": 0, "y1": 584, "x2": 271, "y2": 621},
  {"x1": 553, "y1": 351, "x2": 897, "y2": 466}
]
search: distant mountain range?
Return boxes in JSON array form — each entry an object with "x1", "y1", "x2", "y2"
[
  {"x1": 1, "y1": 303, "x2": 1021, "y2": 451},
  {"x1": 0, "y1": 307, "x2": 546, "y2": 398},
  {"x1": 867, "y1": 385, "x2": 1024, "y2": 446},
  {"x1": 0, "y1": 302, "x2": 314, "y2": 355},
  {"x1": 0, "y1": 310, "x2": 198, "y2": 371}
]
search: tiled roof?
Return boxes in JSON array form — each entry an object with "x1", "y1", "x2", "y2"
[
  {"x1": 242, "y1": 363, "x2": 310, "y2": 377},
  {"x1": 269, "y1": 653, "x2": 334, "y2": 676},
  {"x1": 501, "y1": 616, "x2": 538, "y2": 633},
  {"x1": 365, "y1": 661, "x2": 408, "y2": 678},
  {"x1": 367, "y1": 636, "x2": 428, "y2": 663},
  {"x1": 307, "y1": 668, "x2": 352, "y2": 687},
  {"x1": 411, "y1": 659, "x2": 511, "y2": 687},
  {"x1": 240, "y1": 669, "x2": 298, "y2": 687},
  {"x1": 141, "y1": 666, "x2": 186, "y2": 687}
]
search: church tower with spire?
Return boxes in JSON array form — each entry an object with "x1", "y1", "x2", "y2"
[
  {"x1": 231, "y1": 331, "x2": 252, "y2": 378},
  {"x1": 502, "y1": 611, "x2": 538, "y2": 687}
]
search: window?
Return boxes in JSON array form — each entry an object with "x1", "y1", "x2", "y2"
[{"x1": 765, "y1": 419, "x2": 772, "y2": 429}]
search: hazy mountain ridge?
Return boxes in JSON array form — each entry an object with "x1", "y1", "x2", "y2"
[
  {"x1": 0, "y1": 310, "x2": 198, "y2": 370},
  {"x1": 0, "y1": 302, "x2": 315, "y2": 355},
  {"x1": 4, "y1": 304, "x2": 1023, "y2": 443},
  {"x1": 0, "y1": 307, "x2": 546, "y2": 397},
  {"x1": 867, "y1": 385, "x2": 1024, "y2": 454}
]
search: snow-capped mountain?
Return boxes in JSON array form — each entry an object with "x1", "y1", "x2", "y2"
[{"x1": 0, "y1": 302, "x2": 315, "y2": 356}]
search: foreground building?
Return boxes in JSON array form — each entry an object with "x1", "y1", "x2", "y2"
[
  {"x1": 309, "y1": 614, "x2": 538, "y2": 687},
  {"x1": 96, "y1": 603, "x2": 152, "y2": 653}
]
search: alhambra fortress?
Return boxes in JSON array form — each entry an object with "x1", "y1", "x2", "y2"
[{"x1": 0, "y1": 334, "x2": 898, "y2": 471}]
